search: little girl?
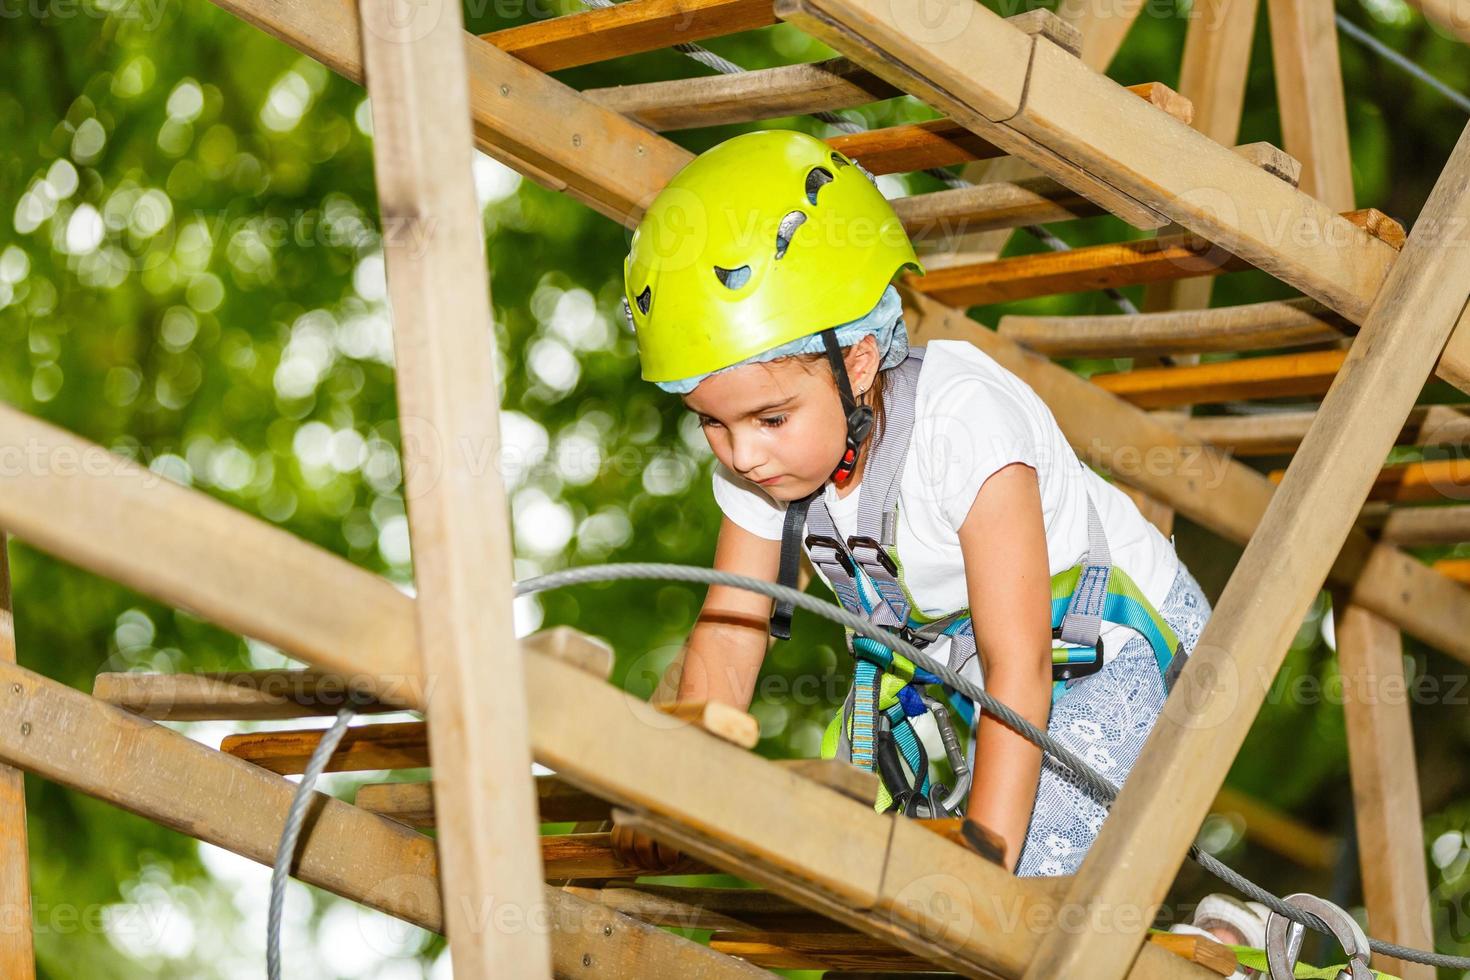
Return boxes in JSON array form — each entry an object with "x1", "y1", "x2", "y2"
[{"x1": 622, "y1": 128, "x2": 1213, "y2": 878}]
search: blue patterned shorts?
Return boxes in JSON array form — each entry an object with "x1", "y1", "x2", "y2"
[{"x1": 1013, "y1": 560, "x2": 1213, "y2": 877}]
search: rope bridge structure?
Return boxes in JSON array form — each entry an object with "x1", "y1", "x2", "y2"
[{"x1": 3, "y1": 0, "x2": 1470, "y2": 976}]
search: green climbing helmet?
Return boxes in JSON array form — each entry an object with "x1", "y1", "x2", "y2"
[{"x1": 622, "y1": 129, "x2": 926, "y2": 384}]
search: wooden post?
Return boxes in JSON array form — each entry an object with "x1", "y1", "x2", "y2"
[
  {"x1": 1333, "y1": 592, "x2": 1436, "y2": 980},
  {"x1": 358, "y1": 0, "x2": 551, "y2": 973},
  {"x1": 0, "y1": 533, "x2": 34, "y2": 978},
  {"x1": 1021, "y1": 119, "x2": 1470, "y2": 980},
  {"x1": 1127, "y1": 0, "x2": 1262, "y2": 536},
  {"x1": 1267, "y1": 0, "x2": 1356, "y2": 209}
]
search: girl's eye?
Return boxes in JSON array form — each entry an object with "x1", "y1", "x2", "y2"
[
  {"x1": 760, "y1": 414, "x2": 788, "y2": 428},
  {"x1": 698, "y1": 416, "x2": 723, "y2": 429}
]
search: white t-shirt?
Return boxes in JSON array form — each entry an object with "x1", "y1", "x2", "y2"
[{"x1": 712, "y1": 339, "x2": 1180, "y2": 665}]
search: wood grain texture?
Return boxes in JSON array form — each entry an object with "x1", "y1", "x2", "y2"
[
  {"x1": 481, "y1": 0, "x2": 776, "y2": 72},
  {"x1": 0, "y1": 533, "x2": 33, "y2": 979},
  {"x1": 1334, "y1": 599, "x2": 1435, "y2": 980},
  {"x1": 359, "y1": 0, "x2": 547, "y2": 971}
]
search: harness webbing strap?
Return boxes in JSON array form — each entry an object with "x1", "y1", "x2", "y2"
[{"x1": 770, "y1": 490, "x2": 818, "y2": 640}]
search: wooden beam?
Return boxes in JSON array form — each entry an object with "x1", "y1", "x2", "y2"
[
  {"x1": 358, "y1": 0, "x2": 546, "y2": 970},
  {"x1": 0, "y1": 661, "x2": 775, "y2": 978},
  {"x1": 1377, "y1": 501, "x2": 1470, "y2": 545},
  {"x1": 203, "y1": 0, "x2": 690, "y2": 228},
  {"x1": 998, "y1": 298, "x2": 1349, "y2": 358},
  {"x1": 481, "y1": 0, "x2": 775, "y2": 72},
  {"x1": 1018, "y1": 119, "x2": 1470, "y2": 980},
  {"x1": 1091, "y1": 349, "x2": 1347, "y2": 409},
  {"x1": 92, "y1": 628, "x2": 613, "y2": 720},
  {"x1": 357, "y1": 759, "x2": 878, "y2": 829},
  {"x1": 892, "y1": 175, "x2": 1101, "y2": 241},
  {"x1": 1267, "y1": 0, "x2": 1355, "y2": 210},
  {"x1": 583, "y1": 57, "x2": 900, "y2": 130},
  {"x1": 775, "y1": 0, "x2": 1397, "y2": 322},
  {"x1": 829, "y1": 84, "x2": 1192, "y2": 176},
  {"x1": 0, "y1": 534, "x2": 33, "y2": 979},
  {"x1": 911, "y1": 207, "x2": 1402, "y2": 308},
  {"x1": 1269, "y1": 458, "x2": 1470, "y2": 504},
  {"x1": 1180, "y1": 404, "x2": 1470, "y2": 458},
  {"x1": 1333, "y1": 596, "x2": 1435, "y2": 980}
]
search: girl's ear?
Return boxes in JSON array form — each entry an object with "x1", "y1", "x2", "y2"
[{"x1": 844, "y1": 334, "x2": 882, "y2": 394}]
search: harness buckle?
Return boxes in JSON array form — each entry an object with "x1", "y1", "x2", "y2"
[
  {"x1": 1051, "y1": 626, "x2": 1105, "y2": 683},
  {"x1": 803, "y1": 534, "x2": 855, "y2": 576},
  {"x1": 846, "y1": 535, "x2": 898, "y2": 577}
]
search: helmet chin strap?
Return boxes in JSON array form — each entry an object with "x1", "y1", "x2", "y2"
[{"x1": 819, "y1": 328, "x2": 873, "y2": 483}]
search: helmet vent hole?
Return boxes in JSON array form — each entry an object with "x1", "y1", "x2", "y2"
[
  {"x1": 829, "y1": 151, "x2": 851, "y2": 169},
  {"x1": 713, "y1": 264, "x2": 752, "y2": 289},
  {"x1": 805, "y1": 166, "x2": 834, "y2": 205},
  {"x1": 634, "y1": 284, "x2": 652, "y2": 314},
  {"x1": 774, "y1": 210, "x2": 807, "y2": 260}
]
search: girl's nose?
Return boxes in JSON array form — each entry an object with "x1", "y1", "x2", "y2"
[{"x1": 728, "y1": 428, "x2": 767, "y2": 475}]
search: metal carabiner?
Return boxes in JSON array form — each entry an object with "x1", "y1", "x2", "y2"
[{"x1": 1263, "y1": 892, "x2": 1373, "y2": 980}]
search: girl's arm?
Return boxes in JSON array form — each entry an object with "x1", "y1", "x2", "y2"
[
  {"x1": 673, "y1": 516, "x2": 782, "y2": 710},
  {"x1": 957, "y1": 461, "x2": 1055, "y2": 871}
]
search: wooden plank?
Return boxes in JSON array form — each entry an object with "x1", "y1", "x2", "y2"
[
  {"x1": 222, "y1": 711, "x2": 755, "y2": 776},
  {"x1": 223, "y1": 721, "x2": 431, "y2": 773},
  {"x1": 912, "y1": 231, "x2": 1249, "y2": 307},
  {"x1": 358, "y1": 777, "x2": 613, "y2": 827},
  {"x1": 480, "y1": 0, "x2": 776, "y2": 72},
  {"x1": 829, "y1": 84, "x2": 1192, "y2": 176},
  {"x1": 1091, "y1": 349, "x2": 1347, "y2": 409},
  {"x1": 998, "y1": 297, "x2": 1349, "y2": 358},
  {"x1": 892, "y1": 174, "x2": 1101, "y2": 241},
  {"x1": 1183, "y1": 404, "x2": 1470, "y2": 458},
  {"x1": 357, "y1": 759, "x2": 877, "y2": 828},
  {"x1": 910, "y1": 207, "x2": 1398, "y2": 307},
  {"x1": 93, "y1": 671, "x2": 401, "y2": 720},
  {"x1": 203, "y1": 0, "x2": 690, "y2": 227},
  {"x1": 357, "y1": 0, "x2": 546, "y2": 972},
  {"x1": 1334, "y1": 597, "x2": 1436, "y2": 980},
  {"x1": 0, "y1": 533, "x2": 33, "y2": 979},
  {"x1": 1268, "y1": 458, "x2": 1470, "y2": 504},
  {"x1": 583, "y1": 57, "x2": 901, "y2": 131},
  {"x1": 1378, "y1": 501, "x2": 1470, "y2": 545},
  {"x1": 1267, "y1": 0, "x2": 1355, "y2": 209},
  {"x1": 545, "y1": 831, "x2": 711, "y2": 879},
  {"x1": 0, "y1": 662, "x2": 774, "y2": 979},
  {"x1": 563, "y1": 884, "x2": 835, "y2": 933},
  {"x1": 1018, "y1": 120, "x2": 1470, "y2": 980}
]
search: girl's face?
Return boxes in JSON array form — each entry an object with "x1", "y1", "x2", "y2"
[{"x1": 683, "y1": 337, "x2": 879, "y2": 501}]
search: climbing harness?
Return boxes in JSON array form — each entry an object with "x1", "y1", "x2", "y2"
[{"x1": 771, "y1": 347, "x2": 1187, "y2": 818}]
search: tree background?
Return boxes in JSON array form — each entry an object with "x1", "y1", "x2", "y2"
[{"x1": 2, "y1": 0, "x2": 1470, "y2": 974}]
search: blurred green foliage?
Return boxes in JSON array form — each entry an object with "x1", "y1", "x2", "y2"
[{"x1": 2, "y1": 0, "x2": 1470, "y2": 974}]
